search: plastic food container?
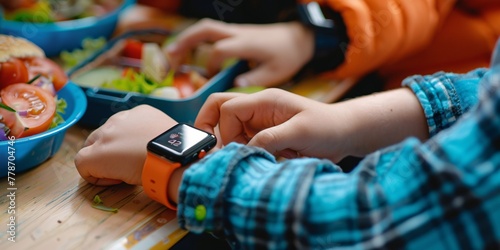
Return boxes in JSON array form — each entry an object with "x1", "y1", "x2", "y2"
[
  {"x1": 0, "y1": 83, "x2": 87, "y2": 177},
  {"x1": 67, "y1": 29, "x2": 248, "y2": 128},
  {"x1": 0, "y1": 0, "x2": 136, "y2": 57}
]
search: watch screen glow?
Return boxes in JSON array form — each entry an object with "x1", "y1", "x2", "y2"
[{"x1": 153, "y1": 124, "x2": 208, "y2": 154}]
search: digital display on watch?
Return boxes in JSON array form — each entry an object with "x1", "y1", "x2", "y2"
[{"x1": 147, "y1": 124, "x2": 216, "y2": 164}]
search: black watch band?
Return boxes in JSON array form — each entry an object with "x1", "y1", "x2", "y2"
[{"x1": 297, "y1": 2, "x2": 349, "y2": 74}]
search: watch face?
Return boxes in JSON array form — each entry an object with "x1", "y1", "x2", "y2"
[{"x1": 148, "y1": 124, "x2": 216, "y2": 164}]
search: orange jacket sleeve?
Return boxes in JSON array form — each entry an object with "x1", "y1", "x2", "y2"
[{"x1": 301, "y1": 0, "x2": 457, "y2": 79}]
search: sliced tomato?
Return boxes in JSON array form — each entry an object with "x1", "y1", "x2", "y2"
[
  {"x1": 1, "y1": 84, "x2": 56, "y2": 137},
  {"x1": 173, "y1": 72, "x2": 196, "y2": 98},
  {"x1": 0, "y1": 107, "x2": 25, "y2": 138},
  {"x1": 23, "y1": 57, "x2": 68, "y2": 91},
  {"x1": 0, "y1": 58, "x2": 30, "y2": 89},
  {"x1": 123, "y1": 39, "x2": 144, "y2": 59}
]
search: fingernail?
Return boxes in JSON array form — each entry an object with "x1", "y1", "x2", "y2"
[{"x1": 235, "y1": 78, "x2": 249, "y2": 87}]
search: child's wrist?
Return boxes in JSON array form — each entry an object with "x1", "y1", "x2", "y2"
[
  {"x1": 166, "y1": 148, "x2": 219, "y2": 205},
  {"x1": 328, "y1": 102, "x2": 361, "y2": 160},
  {"x1": 167, "y1": 166, "x2": 188, "y2": 205}
]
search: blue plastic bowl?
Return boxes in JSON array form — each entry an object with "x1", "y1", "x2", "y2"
[
  {"x1": 0, "y1": 82, "x2": 87, "y2": 178},
  {"x1": 0, "y1": 0, "x2": 135, "y2": 57}
]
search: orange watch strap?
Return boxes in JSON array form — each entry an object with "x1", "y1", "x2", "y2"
[{"x1": 142, "y1": 151, "x2": 181, "y2": 210}]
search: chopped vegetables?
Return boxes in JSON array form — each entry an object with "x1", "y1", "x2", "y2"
[
  {"x1": 150, "y1": 87, "x2": 181, "y2": 99},
  {"x1": 102, "y1": 69, "x2": 158, "y2": 95},
  {"x1": 141, "y1": 43, "x2": 169, "y2": 83},
  {"x1": 2, "y1": 0, "x2": 123, "y2": 22},
  {"x1": 6, "y1": 1, "x2": 54, "y2": 23},
  {"x1": 91, "y1": 195, "x2": 118, "y2": 213},
  {"x1": 60, "y1": 37, "x2": 107, "y2": 69},
  {"x1": 69, "y1": 37, "x2": 210, "y2": 100},
  {"x1": 122, "y1": 39, "x2": 143, "y2": 59},
  {"x1": 49, "y1": 98, "x2": 67, "y2": 129},
  {"x1": 71, "y1": 66, "x2": 123, "y2": 88}
]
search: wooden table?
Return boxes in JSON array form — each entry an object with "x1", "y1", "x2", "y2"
[{"x1": 0, "y1": 126, "x2": 186, "y2": 250}]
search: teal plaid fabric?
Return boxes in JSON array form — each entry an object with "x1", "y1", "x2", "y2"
[{"x1": 178, "y1": 39, "x2": 500, "y2": 249}]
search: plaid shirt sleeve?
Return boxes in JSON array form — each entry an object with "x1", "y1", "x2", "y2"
[
  {"x1": 402, "y1": 68, "x2": 488, "y2": 137},
  {"x1": 178, "y1": 47, "x2": 500, "y2": 250}
]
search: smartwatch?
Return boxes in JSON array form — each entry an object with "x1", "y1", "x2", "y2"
[
  {"x1": 297, "y1": 2, "x2": 349, "y2": 74},
  {"x1": 142, "y1": 123, "x2": 217, "y2": 210}
]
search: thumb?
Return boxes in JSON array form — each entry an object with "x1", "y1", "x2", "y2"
[
  {"x1": 248, "y1": 121, "x2": 304, "y2": 156},
  {"x1": 234, "y1": 64, "x2": 286, "y2": 88}
]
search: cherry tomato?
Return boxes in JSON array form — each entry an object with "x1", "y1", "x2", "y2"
[
  {"x1": 23, "y1": 57, "x2": 68, "y2": 91},
  {"x1": 123, "y1": 39, "x2": 144, "y2": 59},
  {"x1": 0, "y1": 58, "x2": 30, "y2": 89},
  {"x1": 173, "y1": 73, "x2": 196, "y2": 98},
  {"x1": 1, "y1": 84, "x2": 56, "y2": 138}
]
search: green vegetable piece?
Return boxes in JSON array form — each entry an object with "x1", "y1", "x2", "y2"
[
  {"x1": 161, "y1": 69, "x2": 175, "y2": 87},
  {"x1": 11, "y1": 11, "x2": 54, "y2": 23},
  {"x1": 93, "y1": 195, "x2": 103, "y2": 204},
  {"x1": 60, "y1": 37, "x2": 106, "y2": 69},
  {"x1": 91, "y1": 195, "x2": 118, "y2": 213},
  {"x1": 49, "y1": 97, "x2": 67, "y2": 129},
  {"x1": 137, "y1": 75, "x2": 158, "y2": 94},
  {"x1": 27, "y1": 74, "x2": 42, "y2": 84},
  {"x1": 72, "y1": 66, "x2": 122, "y2": 88},
  {"x1": 102, "y1": 71, "x2": 159, "y2": 95},
  {"x1": 56, "y1": 98, "x2": 67, "y2": 114},
  {"x1": 0, "y1": 103, "x2": 16, "y2": 112},
  {"x1": 91, "y1": 204, "x2": 119, "y2": 213}
]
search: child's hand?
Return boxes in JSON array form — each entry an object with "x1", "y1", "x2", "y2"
[
  {"x1": 195, "y1": 87, "x2": 429, "y2": 163},
  {"x1": 166, "y1": 19, "x2": 314, "y2": 88},
  {"x1": 74, "y1": 105, "x2": 178, "y2": 186},
  {"x1": 194, "y1": 88, "x2": 352, "y2": 162}
]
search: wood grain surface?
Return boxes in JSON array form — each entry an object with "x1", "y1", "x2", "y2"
[{"x1": 0, "y1": 126, "x2": 174, "y2": 250}]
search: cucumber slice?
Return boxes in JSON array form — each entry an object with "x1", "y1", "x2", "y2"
[{"x1": 71, "y1": 66, "x2": 122, "y2": 88}]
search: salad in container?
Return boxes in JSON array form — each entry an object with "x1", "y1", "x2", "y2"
[
  {"x1": 0, "y1": 0, "x2": 136, "y2": 57},
  {"x1": 68, "y1": 29, "x2": 248, "y2": 128},
  {"x1": 0, "y1": 35, "x2": 86, "y2": 176}
]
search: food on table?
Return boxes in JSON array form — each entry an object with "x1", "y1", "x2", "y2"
[
  {"x1": 91, "y1": 195, "x2": 118, "y2": 213},
  {"x1": 0, "y1": 35, "x2": 68, "y2": 140},
  {"x1": 1, "y1": 0, "x2": 123, "y2": 22},
  {"x1": 71, "y1": 38, "x2": 210, "y2": 99},
  {"x1": 60, "y1": 37, "x2": 107, "y2": 70}
]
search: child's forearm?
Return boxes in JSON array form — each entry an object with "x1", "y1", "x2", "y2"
[{"x1": 337, "y1": 87, "x2": 428, "y2": 157}]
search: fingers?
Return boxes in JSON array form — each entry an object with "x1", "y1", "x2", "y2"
[
  {"x1": 197, "y1": 89, "x2": 305, "y2": 147},
  {"x1": 204, "y1": 36, "x2": 291, "y2": 87},
  {"x1": 166, "y1": 19, "x2": 234, "y2": 69},
  {"x1": 234, "y1": 64, "x2": 287, "y2": 87},
  {"x1": 196, "y1": 91, "x2": 260, "y2": 145},
  {"x1": 248, "y1": 120, "x2": 306, "y2": 156},
  {"x1": 216, "y1": 91, "x2": 278, "y2": 145},
  {"x1": 195, "y1": 92, "x2": 243, "y2": 134},
  {"x1": 74, "y1": 145, "x2": 122, "y2": 186}
]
